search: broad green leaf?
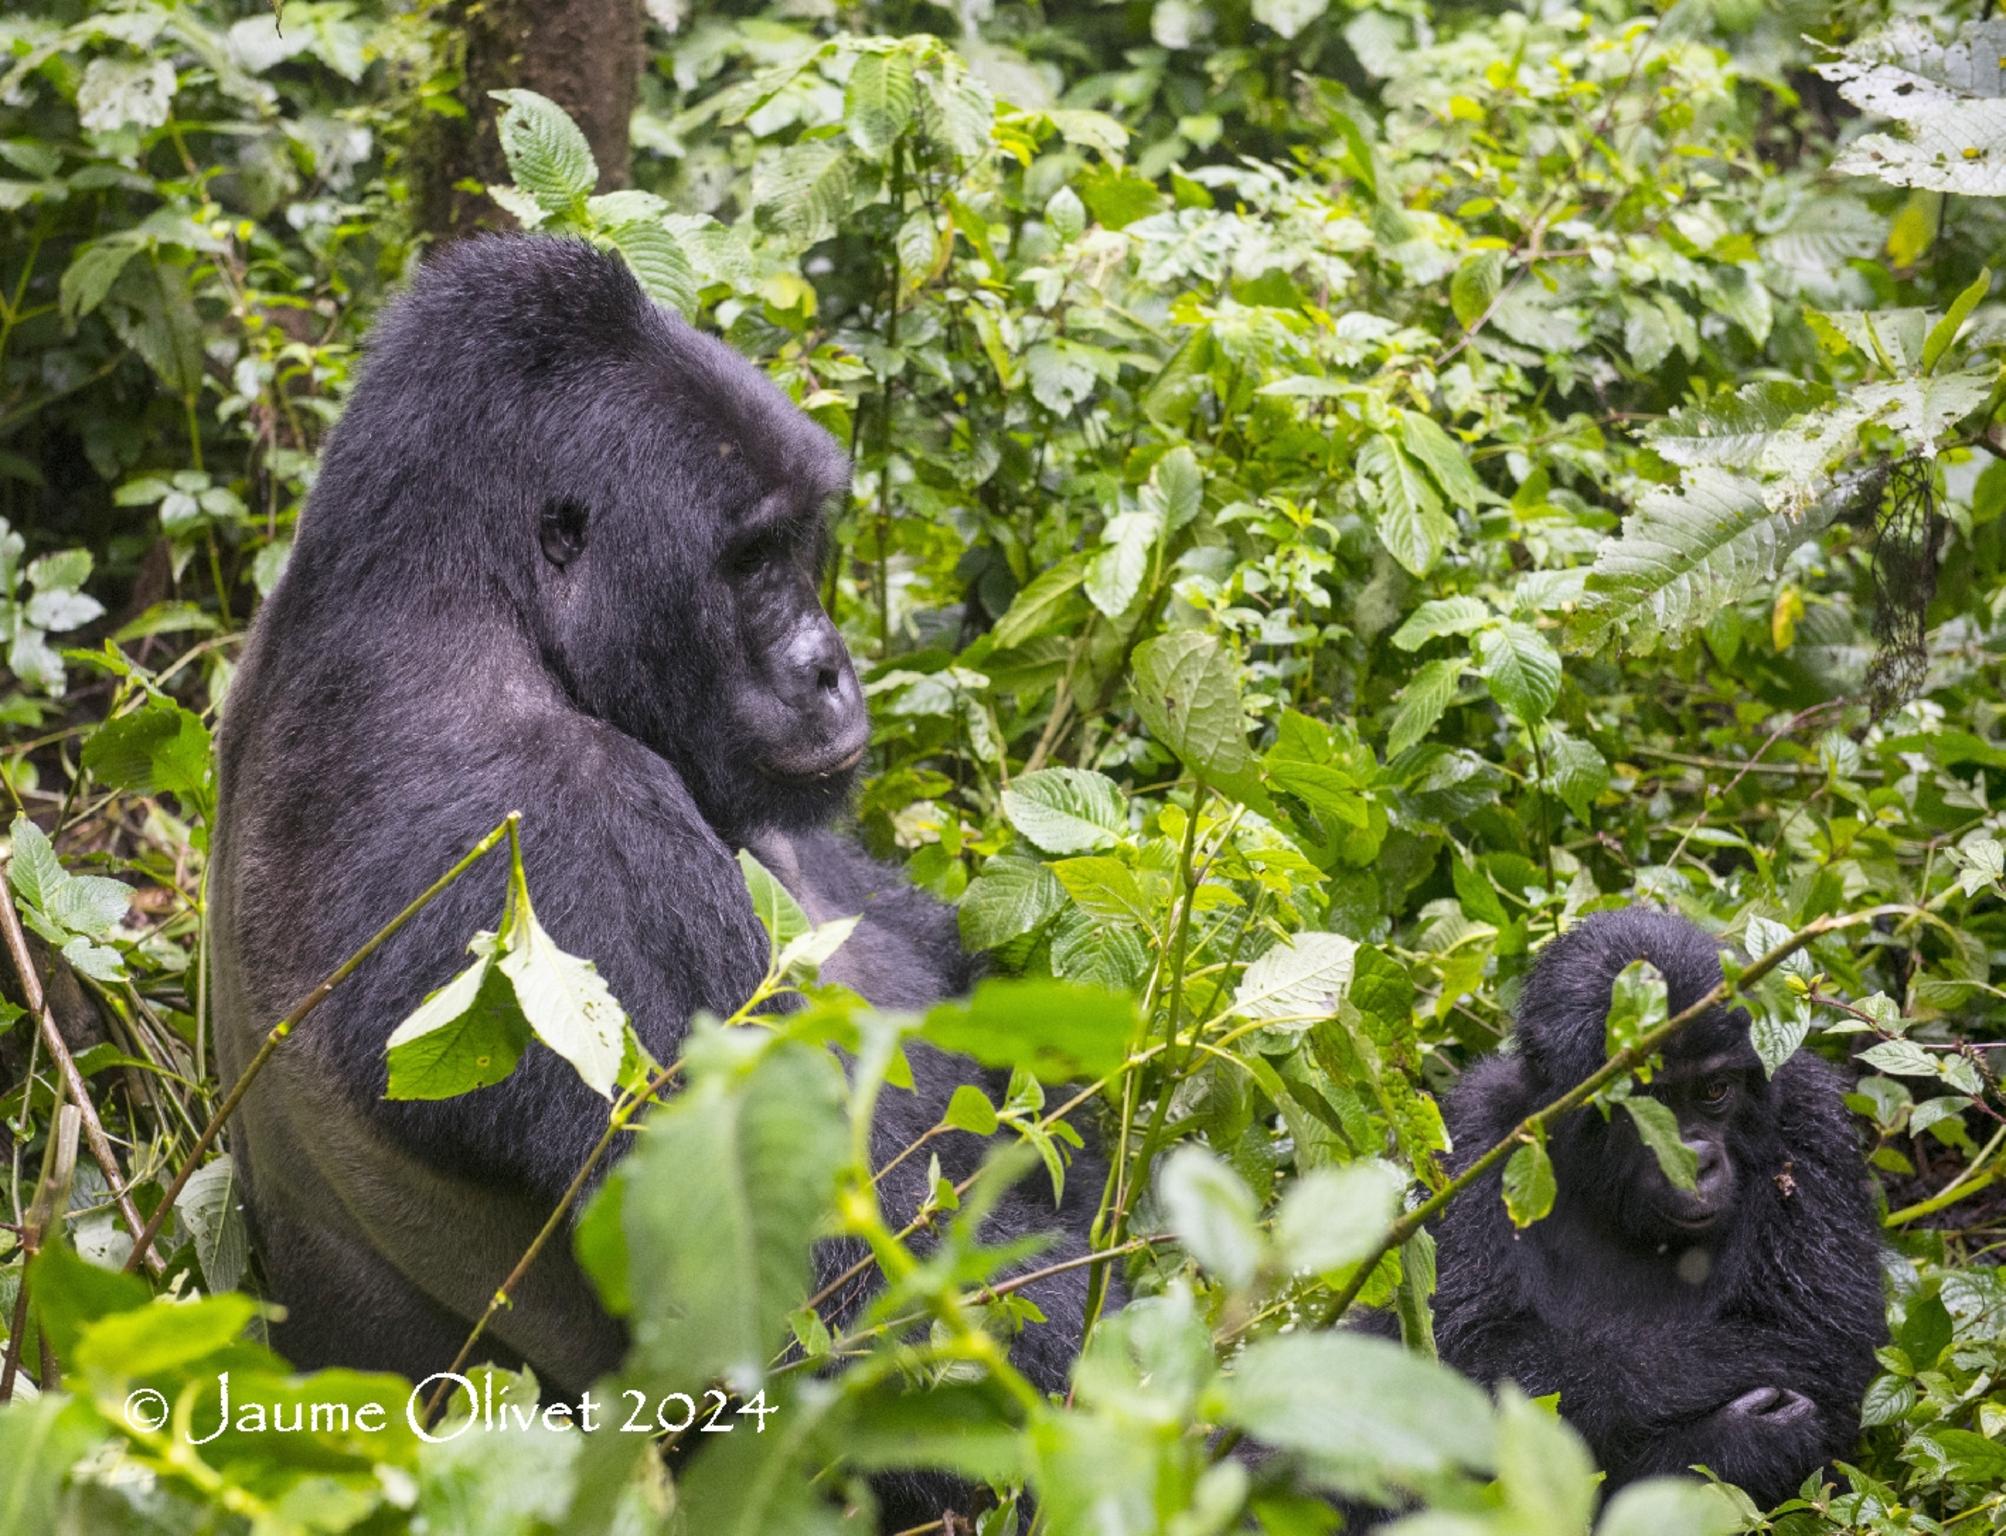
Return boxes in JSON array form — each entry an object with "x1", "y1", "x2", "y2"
[
  {"x1": 1646, "y1": 380, "x2": 1833, "y2": 469},
  {"x1": 921, "y1": 977, "x2": 1134, "y2": 1080},
  {"x1": 1001, "y1": 767, "x2": 1127, "y2": 854},
  {"x1": 1086, "y1": 507, "x2": 1161, "y2": 619},
  {"x1": 1359, "y1": 434, "x2": 1455, "y2": 577},
  {"x1": 491, "y1": 89, "x2": 598, "y2": 214},
  {"x1": 1573, "y1": 468, "x2": 1844, "y2": 652},
  {"x1": 385, "y1": 939, "x2": 529, "y2": 1100},
  {"x1": 1234, "y1": 931, "x2": 1358, "y2": 1025},
  {"x1": 1391, "y1": 596, "x2": 1491, "y2": 651},
  {"x1": 958, "y1": 855, "x2": 1066, "y2": 949},
  {"x1": 991, "y1": 554, "x2": 1088, "y2": 649},
  {"x1": 497, "y1": 891, "x2": 630, "y2": 1100},
  {"x1": 1253, "y1": 0, "x2": 1329, "y2": 41},
  {"x1": 1387, "y1": 657, "x2": 1466, "y2": 757},
  {"x1": 845, "y1": 48, "x2": 917, "y2": 158},
  {"x1": 617, "y1": 1033, "x2": 847, "y2": 1392},
  {"x1": 1160, "y1": 1146, "x2": 1264, "y2": 1289},
  {"x1": 1216, "y1": 1333, "x2": 1496, "y2": 1492},
  {"x1": 1620, "y1": 1096, "x2": 1698, "y2": 1192},
  {"x1": 1819, "y1": 20, "x2": 2006, "y2": 197},
  {"x1": 601, "y1": 219, "x2": 696, "y2": 315},
  {"x1": 1493, "y1": 1386, "x2": 1596, "y2": 1533},
  {"x1": 1859, "y1": 1038, "x2": 1938, "y2": 1077},
  {"x1": 944, "y1": 1083, "x2": 998, "y2": 1135},
  {"x1": 1274, "y1": 1160, "x2": 1402, "y2": 1273},
  {"x1": 80, "y1": 698, "x2": 213, "y2": 819},
  {"x1": 173, "y1": 1154, "x2": 249, "y2": 1294},
  {"x1": 1503, "y1": 1136, "x2": 1556, "y2": 1227},
  {"x1": 739, "y1": 850, "x2": 811, "y2": 952},
  {"x1": 1475, "y1": 620, "x2": 1562, "y2": 725},
  {"x1": 0, "y1": 1397, "x2": 102, "y2": 1531},
  {"x1": 72, "y1": 1293, "x2": 260, "y2": 1380},
  {"x1": 1399, "y1": 413, "x2": 1492, "y2": 512},
  {"x1": 1130, "y1": 631, "x2": 1251, "y2": 776},
  {"x1": 1450, "y1": 249, "x2": 1505, "y2": 331},
  {"x1": 1596, "y1": 1479, "x2": 1744, "y2": 1536}
]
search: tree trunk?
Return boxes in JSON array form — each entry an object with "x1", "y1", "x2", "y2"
[{"x1": 414, "y1": 0, "x2": 644, "y2": 243}]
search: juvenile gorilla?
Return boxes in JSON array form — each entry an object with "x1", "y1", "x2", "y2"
[
  {"x1": 1413, "y1": 908, "x2": 1885, "y2": 1506},
  {"x1": 209, "y1": 237, "x2": 1100, "y2": 1419}
]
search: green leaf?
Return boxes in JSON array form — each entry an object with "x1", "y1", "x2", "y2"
[
  {"x1": 600, "y1": 220, "x2": 696, "y2": 316},
  {"x1": 384, "y1": 939, "x2": 530, "y2": 1100},
  {"x1": 1387, "y1": 657, "x2": 1466, "y2": 757},
  {"x1": 1859, "y1": 1038, "x2": 1938, "y2": 1077},
  {"x1": 1573, "y1": 468, "x2": 1844, "y2": 652},
  {"x1": 921, "y1": 977, "x2": 1134, "y2": 1080},
  {"x1": 845, "y1": 48, "x2": 917, "y2": 158},
  {"x1": 1392, "y1": 596, "x2": 1492, "y2": 651},
  {"x1": 1503, "y1": 1136, "x2": 1556, "y2": 1227},
  {"x1": 990, "y1": 554, "x2": 1088, "y2": 649},
  {"x1": 1819, "y1": 21, "x2": 2006, "y2": 197},
  {"x1": 1274, "y1": 1159, "x2": 1402, "y2": 1273},
  {"x1": 1085, "y1": 508, "x2": 1161, "y2": 619},
  {"x1": 60, "y1": 240, "x2": 137, "y2": 323},
  {"x1": 73, "y1": 1292, "x2": 260, "y2": 1380},
  {"x1": 1130, "y1": 631, "x2": 1251, "y2": 777},
  {"x1": 1493, "y1": 1386, "x2": 1596, "y2": 1532},
  {"x1": 1234, "y1": 931, "x2": 1358, "y2": 1026},
  {"x1": 1595, "y1": 1479, "x2": 1742, "y2": 1536},
  {"x1": 1252, "y1": 0, "x2": 1329, "y2": 41},
  {"x1": 957, "y1": 855, "x2": 1066, "y2": 950},
  {"x1": 616, "y1": 1032, "x2": 847, "y2": 1392},
  {"x1": 491, "y1": 89, "x2": 598, "y2": 214},
  {"x1": 1001, "y1": 767, "x2": 1127, "y2": 854},
  {"x1": 1451, "y1": 249, "x2": 1505, "y2": 331},
  {"x1": 1923, "y1": 266, "x2": 1991, "y2": 373},
  {"x1": 944, "y1": 1083, "x2": 998, "y2": 1136},
  {"x1": 1359, "y1": 435, "x2": 1455, "y2": 577},
  {"x1": 0, "y1": 1397, "x2": 103, "y2": 1531},
  {"x1": 1399, "y1": 413, "x2": 1492, "y2": 512},
  {"x1": 739, "y1": 850, "x2": 811, "y2": 952},
  {"x1": 1160, "y1": 1146, "x2": 1264, "y2": 1289},
  {"x1": 1215, "y1": 1333, "x2": 1496, "y2": 1492},
  {"x1": 1620, "y1": 1096, "x2": 1698, "y2": 1192},
  {"x1": 173, "y1": 1154, "x2": 249, "y2": 1294},
  {"x1": 497, "y1": 884, "x2": 629, "y2": 1100},
  {"x1": 1475, "y1": 621, "x2": 1562, "y2": 725},
  {"x1": 80, "y1": 698, "x2": 214, "y2": 819}
]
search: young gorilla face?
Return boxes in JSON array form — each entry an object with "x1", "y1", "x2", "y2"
[{"x1": 1562, "y1": 1031, "x2": 1768, "y2": 1245}]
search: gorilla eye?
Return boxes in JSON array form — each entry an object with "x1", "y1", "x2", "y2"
[
  {"x1": 1700, "y1": 1076, "x2": 1733, "y2": 1109},
  {"x1": 540, "y1": 498, "x2": 589, "y2": 568}
]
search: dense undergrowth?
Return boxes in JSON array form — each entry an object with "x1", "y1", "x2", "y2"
[{"x1": 1, "y1": 0, "x2": 2005, "y2": 1531}]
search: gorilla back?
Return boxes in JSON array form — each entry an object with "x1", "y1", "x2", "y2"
[{"x1": 209, "y1": 236, "x2": 1097, "y2": 1400}]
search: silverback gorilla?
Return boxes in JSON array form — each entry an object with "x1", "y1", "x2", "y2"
[
  {"x1": 208, "y1": 238, "x2": 1101, "y2": 1436},
  {"x1": 1423, "y1": 908, "x2": 1884, "y2": 1506}
]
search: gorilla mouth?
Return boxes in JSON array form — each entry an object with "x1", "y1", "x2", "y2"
[
  {"x1": 1668, "y1": 1208, "x2": 1723, "y2": 1232},
  {"x1": 766, "y1": 741, "x2": 867, "y2": 784}
]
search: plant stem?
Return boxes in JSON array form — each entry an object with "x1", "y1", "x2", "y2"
[
  {"x1": 0, "y1": 867, "x2": 165, "y2": 1276},
  {"x1": 121, "y1": 814, "x2": 521, "y2": 1276}
]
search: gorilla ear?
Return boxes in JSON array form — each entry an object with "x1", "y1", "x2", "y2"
[{"x1": 540, "y1": 498, "x2": 589, "y2": 568}]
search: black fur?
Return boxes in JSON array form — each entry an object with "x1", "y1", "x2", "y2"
[
  {"x1": 208, "y1": 238, "x2": 1100, "y2": 1512},
  {"x1": 1416, "y1": 908, "x2": 1885, "y2": 1507}
]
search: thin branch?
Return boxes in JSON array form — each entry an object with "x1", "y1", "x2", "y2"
[
  {"x1": 0, "y1": 870, "x2": 164, "y2": 1276},
  {"x1": 121, "y1": 813, "x2": 522, "y2": 1276},
  {"x1": 0, "y1": 1102, "x2": 77, "y2": 1402}
]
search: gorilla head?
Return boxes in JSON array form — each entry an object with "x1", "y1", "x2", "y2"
[
  {"x1": 298, "y1": 236, "x2": 865, "y2": 838},
  {"x1": 1515, "y1": 908, "x2": 1768, "y2": 1246}
]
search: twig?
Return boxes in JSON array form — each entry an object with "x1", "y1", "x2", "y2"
[
  {"x1": 1307, "y1": 905, "x2": 1911, "y2": 1327},
  {"x1": 0, "y1": 1102, "x2": 77, "y2": 1402},
  {"x1": 0, "y1": 867, "x2": 164, "y2": 1276},
  {"x1": 121, "y1": 814, "x2": 522, "y2": 1276},
  {"x1": 420, "y1": 1053, "x2": 685, "y2": 1425}
]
